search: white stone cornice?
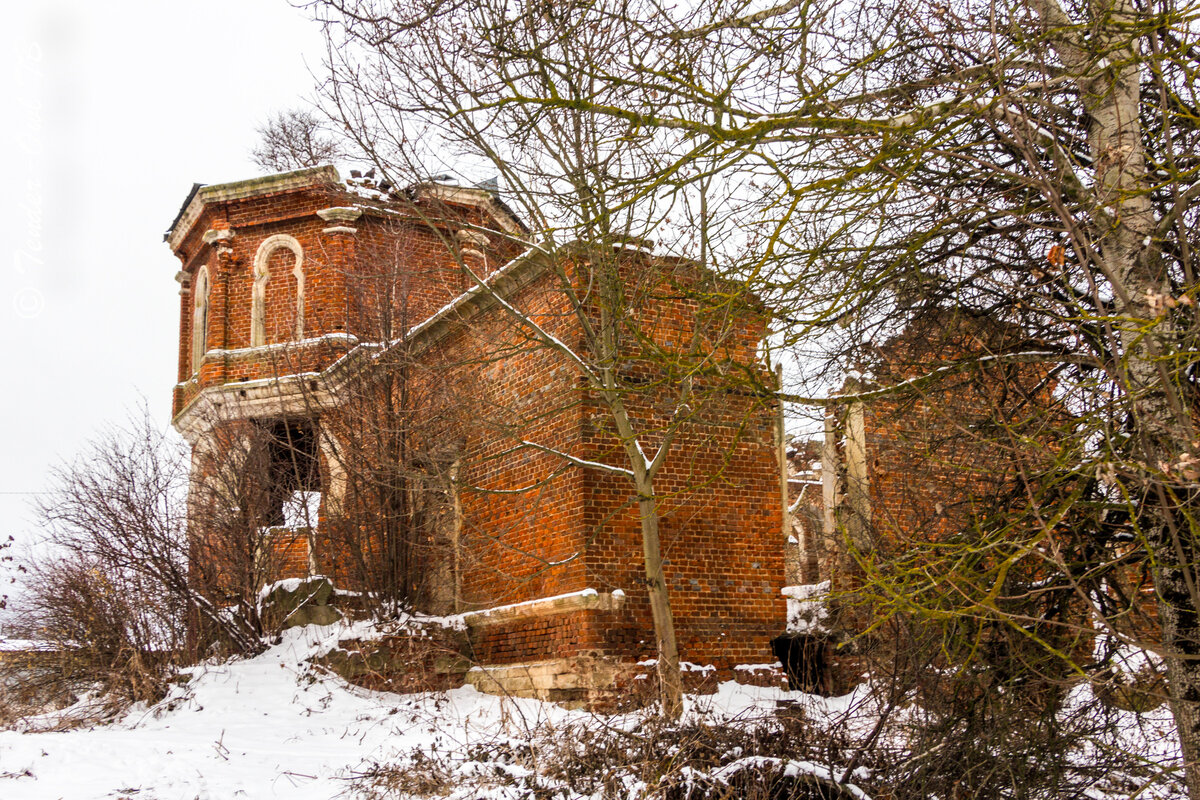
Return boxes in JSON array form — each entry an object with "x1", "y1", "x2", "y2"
[
  {"x1": 166, "y1": 165, "x2": 341, "y2": 252},
  {"x1": 316, "y1": 207, "x2": 363, "y2": 223},
  {"x1": 202, "y1": 332, "x2": 360, "y2": 361},
  {"x1": 417, "y1": 184, "x2": 523, "y2": 235},
  {"x1": 171, "y1": 339, "x2": 379, "y2": 443},
  {"x1": 202, "y1": 229, "x2": 234, "y2": 246},
  {"x1": 460, "y1": 588, "x2": 626, "y2": 629}
]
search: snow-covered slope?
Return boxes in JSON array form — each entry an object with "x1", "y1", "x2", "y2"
[
  {"x1": 0, "y1": 621, "x2": 1185, "y2": 800},
  {"x1": 0, "y1": 625, "x2": 543, "y2": 799},
  {"x1": 0, "y1": 624, "x2": 789, "y2": 800}
]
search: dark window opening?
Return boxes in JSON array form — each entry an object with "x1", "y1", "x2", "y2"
[
  {"x1": 772, "y1": 633, "x2": 834, "y2": 695},
  {"x1": 259, "y1": 419, "x2": 320, "y2": 529}
]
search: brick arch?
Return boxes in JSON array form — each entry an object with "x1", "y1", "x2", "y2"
[{"x1": 251, "y1": 234, "x2": 305, "y2": 347}]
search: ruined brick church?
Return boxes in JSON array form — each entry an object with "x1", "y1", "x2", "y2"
[
  {"x1": 166, "y1": 166, "x2": 1062, "y2": 704},
  {"x1": 166, "y1": 166, "x2": 788, "y2": 701}
]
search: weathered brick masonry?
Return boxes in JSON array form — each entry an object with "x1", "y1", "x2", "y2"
[
  {"x1": 166, "y1": 167, "x2": 785, "y2": 700},
  {"x1": 816, "y1": 314, "x2": 1060, "y2": 582},
  {"x1": 777, "y1": 312, "x2": 1117, "y2": 693}
]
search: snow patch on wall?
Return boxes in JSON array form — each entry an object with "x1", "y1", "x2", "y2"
[{"x1": 783, "y1": 581, "x2": 831, "y2": 635}]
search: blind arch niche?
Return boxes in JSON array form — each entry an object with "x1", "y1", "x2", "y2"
[{"x1": 251, "y1": 234, "x2": 305, "y2": 347}]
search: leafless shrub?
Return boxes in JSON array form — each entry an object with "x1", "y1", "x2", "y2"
[
  {"x1": 8, "y1": 409, "x2": 269, "y2": 722},
  {"x1": 346, "y1": 751, "x2": 453, "y2": 800},
  {"x1": 542, "y1": 715, "x2": 866, "y2": 800},
  {"x1": 344, "y1": 708, "x2": 865, "y2": 800},
  {"x1": 339, "y1": 676, "x2": 1181, "y2": 800},
  {"x1": 8, "y1": 556, "x2": 179, "y2": 720}
]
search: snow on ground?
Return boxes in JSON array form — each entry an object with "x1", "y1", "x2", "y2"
[
  {"x1": 0, "y1": 624, "x2": 798, "y2": 800},
  {"x1": 0, "y1": 625, "x2": 546, "y2": 799},
  {"x1": 0, "y1": 620, "x2": 1184, "y2": 799}
]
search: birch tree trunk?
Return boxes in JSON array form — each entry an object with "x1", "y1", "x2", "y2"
[{"x1": 1035, "y1": 0, "x2": 1200, "y2": 787}]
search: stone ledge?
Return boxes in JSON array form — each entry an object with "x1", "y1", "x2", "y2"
[
  {"x1": 317, "y1": 206, "x2": 364, "y2": 223},
  {"x1": 199, "y1": 331, "x2": 362, "y2": 364},
  {"x1": 465, "y1": 655, "x2": 630, "y2": 709},
  {"x1": 461, "y1": 588, "x2": 625, "y2": 630}
]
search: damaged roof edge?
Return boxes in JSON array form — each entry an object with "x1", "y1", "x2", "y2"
[
  {"x1": 164, "y1": 165, "x2": 342, "y2": 252},
  {"x1": 164, "y1": 164, "x2": 528, "y2": 257},
  {"x1": 164, "y1": 182, "x2": 204, "y2": 243}
]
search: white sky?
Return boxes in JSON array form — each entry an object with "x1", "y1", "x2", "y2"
[{"x1": 0, "y1": 0, "x2": 326, "y2": 606}]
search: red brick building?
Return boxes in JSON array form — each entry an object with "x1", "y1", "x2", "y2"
[
  {"x1": 780, "y1": 312, "x2": 1096, "y2": 692},
  {"x1": 796, "y1": 313, "x2": 1059, "y2": 587},
  {"x1": 166, "y1": 166, "x2": 786, "y2": 701}
]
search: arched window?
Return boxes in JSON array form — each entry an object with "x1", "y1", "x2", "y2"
[
  {"x1": 251, "y1": 234, "x2": 305, "y2": 347},
  {"x1": 192, "y1": 266, "x2": 210, "y2": 373}
]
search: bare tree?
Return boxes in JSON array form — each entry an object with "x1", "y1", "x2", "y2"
[
  {"x1": 302, "y1": 0, "x2": 796, "y2": 718},
  {"x1": 32, "y1": 410, "x2": 264, "y2": 664},
  {"x1": 304, "y1": 0, "x2": 1200, "y2": 779},
  {"x1": 278, "y1": 241, "x2": 464, "y2": 617},
  {"x1": 0, "y1": 534, "x2": 16, "y2": 613},
  {"x1": 251, "y1": 108, "x2": 347, "y2": 173}
]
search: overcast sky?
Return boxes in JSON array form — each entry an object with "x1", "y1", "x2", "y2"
[{"x1": 0, "y1": 0, "x2": 327, "y2": 601}]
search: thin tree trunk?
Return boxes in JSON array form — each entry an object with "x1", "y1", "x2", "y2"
[
  {"x1": 637, "y1": 491, "x2": 684, "y2": 718},
  {"x1": 1153, "y1": 541, "x2": 1200, "y2": 796}
]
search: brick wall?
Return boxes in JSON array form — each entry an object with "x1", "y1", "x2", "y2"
[
  {"x1": 407, "y1": 252, "x2": 785, "y2": 670},
  {"x1": 859, "y1": 313, "x2": 1056, "y2": 555},
  {"x1": 171, "y1": 170, "x2": 785, "y2": 672},
  {"x1": 814, "y1": 312, "x2": 1077, "y2": 644}
]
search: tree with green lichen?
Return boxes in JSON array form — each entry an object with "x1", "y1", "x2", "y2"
[{"x1": 302, "y1": 0, "x2": 1200, "y2": 788}]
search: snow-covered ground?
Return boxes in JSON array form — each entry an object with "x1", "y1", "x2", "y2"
[
  {"x1": 0, "y1": 624, "x2": 798, "y2": 800},
  {"x1": 0, "y1": 621, "x2": 1184, "y2": 800}
]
